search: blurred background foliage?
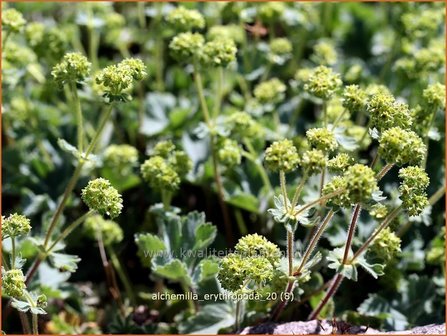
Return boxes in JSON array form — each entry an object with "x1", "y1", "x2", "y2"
[{"x1": 2, "y1": 1, "x2": 445, "y2": 334}]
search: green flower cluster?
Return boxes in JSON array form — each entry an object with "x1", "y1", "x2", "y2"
[
  {"x1": 306, "y1": 128, "x2": 338, "y2": 153},
  {"x1": 95, "y1": 58, "x2": 147, "y2": 103},
  {"x1": 2, "y1": 213, "x2": 31, "y2": 239},
  {"x1": 323, "y1": 164, "x2": 378, "y2": 207},
  {"x1": 300, "y1": 149, "x2": 326, "y2": 175},
  {"x1": 2, "y1": 8, "x2": 26, "y2": 33},
  {"x1": 378, "y1": 127, "x2": 426, "y2": 166},
  {"x1": 258, "y1": 2, "x2": 285, "y2": 22},
  {"x1": 83, "y1": 215, "x2": 123, "y2": 246},
  {"x1": 264, "y1": 139, "x2": 299, "y2": 172},
  {"x1": 312, "y1": 40, "x2": 337, "y2": 66},
  {"x1": 166, "y1": 6, "x2": 205, "y2": 32},
  {"x1": 327, "y1": 153, "x2": 354, "y2": 174},
  {"x1": 366, "y1": 92, "x2": 412, "y2": 131},
  {"x1": 234, "y1": 233, "x2": 281, "y2": 265},
  {"x1": 52, "y1": 52, "x2": 91, "y2": 87},
  {"x1": 105, "y1": 12, "x2": 125, "y2": 29},
  {"x1": 201, "y1": 38, "x2": 237, "y2": 67},
  {"x1": 217, "y1": 234, "x2": 280, "y2": 293},
  {"x1": 103, "y1": 144, "x2": 138, "y2": 175},
  {"x1": 269, "y1": 38, "x2": 292, "y2": 55},
  {"x1": 141, "y1": 141, "x2": 192, "y2": 192},
  {"x1": 303, "y1": 65, "x2": 342, "y2": 100},
  {"x1": 342, "y1": 85, "x2": 367, "y2": 114},
  {"x1": 81, "y1": 178, "x2": 123, "y2": 219},
  {"x1": 423, "y1": 83, "x2": 445, "y2": 110},
  {"x1": 395, "y1": 42, "x2": 444, "y2": 76},
  {"x1": 398, "y1": 166, "x2": 430, "y2": 217},
  {"x1": 226, "y1": 111, "x2": 263, "y2": 139},
  {"x1": 2, "y1": 269, "x2": 26, "y2": 298},
  {"x1": 401, "y1": 8, "x2": 444, "y2": 39},
  {"x1": 369, "y1": 227, "x2": 401, "y2": 264},
  {"x1": 208, "y1": 25, "x2": 245, "y2": 44},
  {"x1": 254, "y1": 78, "x2": 286, "y2": 104},
  {"x1": 217, "y1": 139, "x2": 241, "y2": 168},
  {"x1": 369, "y1": 203, "x2": 388, "y2": 219},
  {"x1": 169, "y1": 32, "x2": 204, "y2": 62}
]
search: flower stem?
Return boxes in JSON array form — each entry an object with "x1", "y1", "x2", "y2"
[
  {"x1": 70, "y1": 82, "x2": 84, "y2": 152},
  {"x1": 307, "y1": 273, "x2": 343, "y2": 320},
  {"x1": 342, "y1": 204, "x2": 362, "y2": 264},
  {"x1": 213, "y1": 67, "x2": 224, "y2": 119},
  {"x1": 181, "y1": 281, "x2": 196, "y2": 313},
  {"x1": 242, "y1": 139, "x2": 272, "y2": 193},
  {"x1": 11, "y1": 237, "x2": 16, "y2": 269},
  {"x1": 290, "y1": 172, "x2": 308, "y2": 209},
  {"x1": 19, "y1": 311, "x2": 31, "y2": 334},
  {"x1": 32, "y1": 313, "x2": 38, "y2": 335},
  {"x1": 280, "y1": 170, "x2": 288, "y2": 211},
  {"x1": 107, "y1": 246, "x2": 136, "y2": 306},
  {"x1": 193, "y1": 63, "x2": 233, "y2": 245},
  {"x1": 376, "y1": 163, "x2": 394, "y2": 181},
  {"x1": 294, "y1": 189, "x2": 344, "y2": 216},
  {"x1": 294, "y1": 210, "x2": 335, "y2": 276},
  {"x1": 46, "y1": 211, "x2": 95, "y2": 253},
  {"x1": 351, "y1": 205, "x2": 403, "y2": 262},
  {"x1": 235, "y1": 300, "x2": 242, "y2": 331},
  {"x1": 271, "y1": 229, "x2": 295, "y2": 321},
  {"x1": 3, "y1": 30, "x2": 11, "y2": 49}
]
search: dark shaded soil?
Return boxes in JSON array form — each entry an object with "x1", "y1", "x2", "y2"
[{"x1": 240, "y1": 320, "x2": 445, "y2": 335}]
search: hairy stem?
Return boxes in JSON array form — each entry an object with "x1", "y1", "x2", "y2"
[
  {"x1": 47, "y1": 211, "x2": 95, "y2": 253},
  {"x1": 11, "y1": 237, "x2": 16, "y2": 269},
  {"x1": 280, "y1": 170, "x2": 288, "y2": 211},
  {"x1": 307, "y1": 273, "x2": 343, "y2": 320},
  {"x1": 342, "y1": 204, "x2": 362, "y2": 264},
  {"x1": 376, "y1": 163, "x2": 394, "y2": 181},
  {"x1": 193, "y1": 63, "x2": 233, "y2": 244},
  {"x1": 70, "y1": 82, "x2": 84, "y2": 152},
  {"x1": 108, "y1": 246, "x2": 136, "y2": 306},
  {"x1": 290, "y1": 172, "x2": 308, "y2": 209},
  {"x1": 294, "y1": 210, "x2": 335, "y2": 276},
  {"x1": 213, "y1": 67, "x2": 224, "y2": 119},
  {"x1": 32, "y1": 313, "x2": 38, "y2": 335}
]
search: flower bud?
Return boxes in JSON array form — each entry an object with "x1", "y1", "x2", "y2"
[
  {"x1": 2, "y1": 269, "x2": 26, "y2": 298},
  {"x1": 370, "y1": 227, "x2": 401, "y2": 263},
  {"x1": 201, "y1": 38, "x2": 237, "y2": 67},
  {"x1": 258, "y1": 2, "x2": 285, "y2": 22},
  {"x1": 141, "y1": 156, "x2": 181, "y2": 192},
  {"x1": 234, "y1": 233, "x2": 280, "y2": 265},
  {"x1": 226, "y1": 111, "x2": 263, "y2": 139},
  {"x1": 218, "y1": 139, "x2": 241, "y2": 168},
  {"x1": 36, "y1": 294, "x2": 48, "y2": 309},
  {"x1": 344, "y1": 164, "x2": 378, "y2": 204},
  {"x1": 327, "y1": 153, "x2": 354, "y2": 174},
  {"x1": 52, "y1": 52, "x2": 91, "y2": 87},
  {"x1": 166, "y1": 6, "x2": 205, "y2": 32},
  {"x1": 303, "y1": 65, "x2": 342, "y2": 100},
  {"x1": 300, "y1": 149, "x2": 326, "y2": 175},
  {"x1": 2, "y1": 213, "x2": 31, "y2": 239},
  {"x1": 378, "y1": 127, "x2": 426, "y2": 166},
  {"x1": 269, "y1": 38, "x2": 292, "y2": 56},
  {"x1": 81, "y1": 178, "x2": 123, "y2": 219},
  {"x1": 169, "y1": 32, "x2": 204, "y2": 63},
  {"x1": 2, "y1": 8, "x2": 26, "y2": 33},
  {"x1": 369, "y1": 203, "x2": 388, "y2": 219},
  {"x1": 83, "y1": 215, "x2": 123, "y2": 246},
  {"x1": 322, "y1": 176, "x2": 350, "y2": 208},
  {"x1": 423, "y1": 83, "x2": 445, "y2": 110},
  {"x1": 311, "y1": 40, "x2": 337, "y2": 66},
  {"x1": 264, "y1": 139, "x2": 299, "y2": 172},
  {"x1": 208, "y1": 25, "x2": 245, "y2": 44},
  {"x1": 254, "y1": 78, "x2": 286, "y2": 104},
  {"x1": 103, "y1": 144, "x2": 138, "y2": 175},
  {"x1": 398, "y1": 166, "x2": 430, "y2": 194},
  {"x1": 367, "y1": 92, "x2": 412, "y2": 131},
  {"x1": 95, "y1": 58, "x2": 147, "y2": 103},
  {"x1": 342, "y1": 85, "x2": 367, "y2": 114},
  {"x1": 153, "y1": 140, "x2": 175, "y2": 158},
  {"x1": 306, "y1": 128, "x2": 338, "y2": 153},
  {"x1": 398, "y1": 166, "x2": 430, "y2": 217}
]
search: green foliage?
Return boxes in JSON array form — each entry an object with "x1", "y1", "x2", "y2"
[{"x1": 2, "y1": 2, "x2": 445, "y2": 334}]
